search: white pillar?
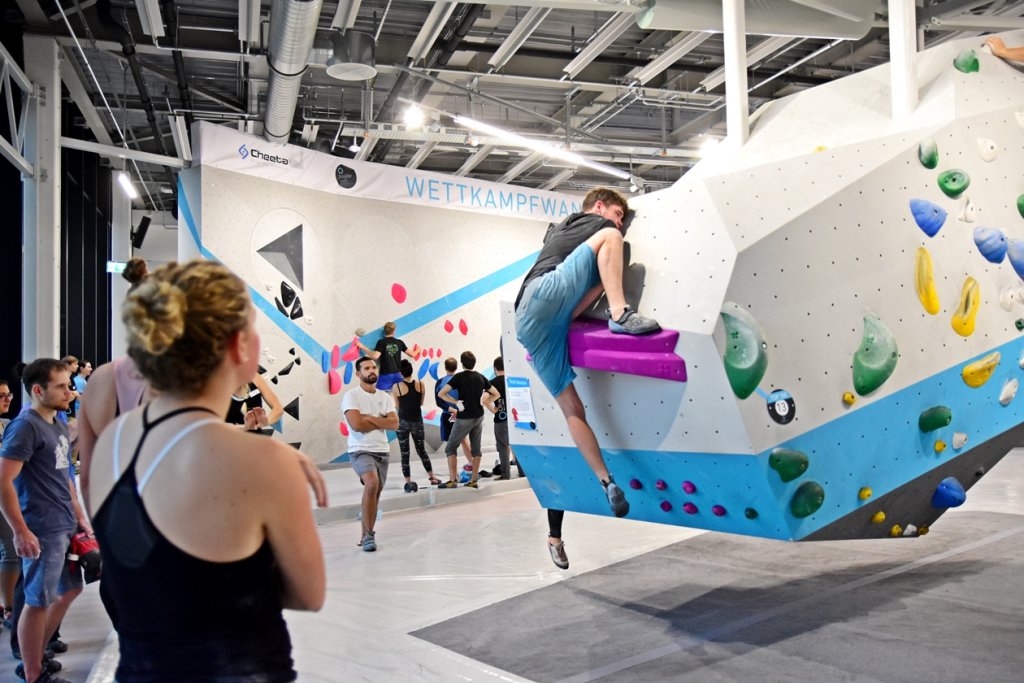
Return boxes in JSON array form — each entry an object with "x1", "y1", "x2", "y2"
[
  {"x1": 722, "y1": 0, "x2": 749, "y2": 146},
  {"x1": 21, "y1": 35, "x2": 61, "y2": 360},
  {"x1": 110, "y1": 171, "x2": 133, "y2": 359},
  {"x1": 888, "y1": 0, "x2": 918, "y2": 119}
]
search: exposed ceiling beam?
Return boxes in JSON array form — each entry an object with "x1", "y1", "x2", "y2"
[
  {"x1": 498, "y1": 151, "x2": 544, "y2": 184},
  {"x1": 59, "y1": 47, "x2": 116, "y2": 148},
  {"x1": 929, "y1": 14, "x2": 1024, "y2": 31},
  {"x1": 455, "y1": 144, "x2": 495, "y2": 176},
  {"x1": 540, "y1": 168, "x2": 575, "y2": 190},
  {"x1": 405, "y1": 140, "x2": 437, "y2": 169},
  {"x1": 487, "y1": 7, "x2": 552, "y2": 72},
  {"x1": 61, "y1": 136, "x2": 185, "y2": 168},
  {"x1": 563, "y1": 12, "x2": 635, "y2": 79}
]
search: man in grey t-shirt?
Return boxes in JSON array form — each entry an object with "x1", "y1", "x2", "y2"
[{"x1": 0, "y1": 359, "x2": 90, "y2": 683}]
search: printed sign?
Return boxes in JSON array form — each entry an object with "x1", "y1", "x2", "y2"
[{"x1": 507, "y1": 376, "x2": 537, "y2": 430}]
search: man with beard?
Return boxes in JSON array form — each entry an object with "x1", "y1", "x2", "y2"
[
  {"x1": 341, "y1": 358, "x2": 398, "y2": 553},
  {"x1": 0, "y1": 359, "x2": 89, "y2": 683}
]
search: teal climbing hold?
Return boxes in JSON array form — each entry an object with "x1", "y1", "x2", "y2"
[
  {"x1": 909, "y1": 199, "x2": 947, "y2": 237},
  {"x1": 790, "y1": 481, "x2": 825, "y2": 518},
  {"x1": 919, "y1": 406, "x2": 952, "y2": 432},
  {"x1": 937, "y1": 169, "x2": 970, "y2": 198},
  {"x1": 852, "y1": 315, "x2": 898, "y2": 396},
  {"x1": 768, "y1": 448, "x2": 809, "y2": 483},
  {"x1": 720, "y1": 302, "x2": 768, "y2": 399}
]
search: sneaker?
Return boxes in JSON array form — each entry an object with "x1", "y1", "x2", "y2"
[
  {"x1": 46, "y1": 639, "x2": 67, "y2": 655},
  {"x1": 15, "y1": 657, "x2": 63, "y2": 680},
  {"x1": 403, "y1": 481, "x2": 419, "y2": 493},
  {"x1": 608, "y1": 306, "x2": 660, "y2": 335},
  {"x1": 603, "y1": 478, "x2": 630, "y2": 517},
  {"x1": 547, "y1": 541, "x2": 569, "y2": 570},
  {"x1": 361, "y1": 532, "x2": 377, "y2": 552},
  {"x1": 438, "y1": 480, "x2": 458, "y2": 489},
  {"x1": 29, "y1": 672, "x2": 70, "y2": 683},
  {"x1": 478, "y1": 469, "x2": 493, "y2": 478},
  {"x1": 464, "y1": 480, "x2": 479, "y2": 489}
]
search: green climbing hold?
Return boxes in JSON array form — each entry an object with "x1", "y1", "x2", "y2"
[
  {"x1": 720, "y1": 302, "x2": 768, "y2": 399},
  {"x1": 918, "y1": 139, "x2": 938, "y2": 169},
  {"x1": 790, "y1": 481, "x2": 825, "y2": 518},
  {"x1": 953, "y1": 49, "x2": 979, "y2": 73},
  {"x1": 1017, "y1": 319, "x2": 1024, "y2": 332},
  {"x1": 1017, "y1": 194, "x2": 1024, "y2": 219},
  {"x1": 852, "y1": 315, "x2": 898, "y2": 396},
  {"x1": 744, "y1": 507, "x2": 759, "y2": 519},
  {"x1": 768, "y1": 448, "x2": 809, "y2": 483},
  {"x1": 919, "y1": 406, "x2": 952, "y2": 433},
  {"x1": 937, "y1": 169, "x2": 970, "y2": 198}
]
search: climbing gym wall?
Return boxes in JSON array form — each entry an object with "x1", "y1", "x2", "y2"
[
  {"x1": 179, "y1": 122, "x2": 580, "y2": 464},
  {"x1": 502, "y1": 32, "x2": 1024, "y2": 542}
]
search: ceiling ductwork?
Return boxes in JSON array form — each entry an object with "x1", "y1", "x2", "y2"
[
  {"x1": 326, "y1": 30, "x2": 376, "y2": 81},
  {"x1": 264, "y1": 0, "x2": 324, "y2": 144},
  {"x1": 637, "y1": 0, "x2": 877, "y2": 39}
]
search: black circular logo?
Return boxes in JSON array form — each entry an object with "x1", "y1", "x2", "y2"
[
  {"x1": 766, "y1": 389, "x2": 796, "y2": 424},
  {"x1": 335, "y1": 164, "x2": 357, "y2": 189}
]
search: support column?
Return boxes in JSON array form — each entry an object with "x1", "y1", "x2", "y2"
[
  {"x1": 110, "y1": 171, "x2": 133, "y2": 359},
  {"x1": 21, "y1": 35, "x2": 61, "y2": 360},
  {"x1": 888, "y1": 0, "x2": 918, "y2": 119},
  {"x1": 722, "y1": 0, "x2": 749, "y2": 146}
]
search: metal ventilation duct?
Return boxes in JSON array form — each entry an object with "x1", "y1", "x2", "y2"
[
  {"x1": 637, "y1": 0, "x2": 876, "y2": 39},
  {"x1": 327, "y1": 30, "x2": 376, "y2": 81},
  {"x1": 264, "y1": 0, "x2": 323, "y2": 144}
]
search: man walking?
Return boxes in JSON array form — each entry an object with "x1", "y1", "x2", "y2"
[
  {"x1": 0, "y1": 359, "x2": 88, "y2": 683},
  {"x1": 514, "y1": 187, "x2": 660, "y2": 519},
  {"x1": 342, "y1": 358, "x2": 398, "y2": 552}
]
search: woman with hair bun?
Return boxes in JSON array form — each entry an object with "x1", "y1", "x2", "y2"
[
  {"x1": 121, "y1": 257, "x2": 149, "y2": 290},
  {"x1": 89, "y1": 260, "x2": 326, "y2": 682}
]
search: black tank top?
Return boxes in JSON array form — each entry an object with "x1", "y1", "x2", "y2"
[
  {"x1": 396, "y1": 380, "x2": 423, "y2": 421},
  {"x1": 225, "y1": 383, "x2": 264, "y2": 425},
  {"x1": 92, "y1": 405, "x2": 296, "y2": 682}
]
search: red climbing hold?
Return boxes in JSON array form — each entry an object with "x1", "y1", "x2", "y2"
[
  {"x1": 444, "y1": 320, "x2": 454, "y2": 333},
  {"x1": 458, "y1": 319, "x2": 469, "y2": 335},
  {"x1": 328, "y1": 370, "x2": 341, "y2": 395},
  {"x1": 339, "y1": 421, "x2": 349, "y2": 437},
  {"x1": 330, "y1": 345, "x2": 340, "y2": 369},
  {"x1": 391, "y1": 283, "x2": 407, "y2": 304}
]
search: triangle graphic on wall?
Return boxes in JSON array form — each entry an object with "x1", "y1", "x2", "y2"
[
  {"x1": 257, "y1": 224, "x2": 304, "y2": 289},
  {"x1": 283, "y1": 397, "x2": 300, "y2": 421}
]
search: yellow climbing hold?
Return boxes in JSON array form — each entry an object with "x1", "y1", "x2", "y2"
[
  {"x1": 890, "y1": 524, "x2": 903, "y2": 537},
  {"x1": 962, "y1": 351, "x2": 1000, "y2": 388},
  {"x1": 914, "y1": 247, "x2": 941, "y2": 315},
  {"x1": 871, "y1": 511, "x2": 886, "y2": 524},
  {"x1": 842, "y1": 391, "x2": 857, "y2": 406},
  {"x1": 934, "y1": 440, "x2": 947, "y2": 453},
  {"x1": 858, "y1": 487, "x2": 872, "y2": 500},
  {"x1": 918, "y1": 526, "x2": 929, "y2": 536},
  {"x1": 952, "y1": 277, "x2": 980, "y2": 336},
  {"x1": 814, "y1": 145, "x2": 827, "y2": 152}
]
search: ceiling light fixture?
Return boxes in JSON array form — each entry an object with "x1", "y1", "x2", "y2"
[
  {"x1": 699, "y1": 137, "x2": 720, "y2": 158},
  {"x1": 452, "y1": 114, "x2": 630, "y2": 181},
  {"x1": 348, "y1": 137, "x2": 361, "y2": 153},
  {"x1": 118, "y1": 172, "x2": 139, "y2": 200},
  {"x1": 403, "y1": 105, "x2": 425, "y2": 128}
]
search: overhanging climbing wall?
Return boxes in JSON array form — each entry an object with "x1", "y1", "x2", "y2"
[
  {"x1": 502, "y1": 31, "x2": 1024, "y2": 541},
  {"x1": 180, "y1": 122, "x2": 580, "y2": 463}
]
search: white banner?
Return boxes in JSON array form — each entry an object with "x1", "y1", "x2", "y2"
[{"x1": 193, "y1": 121, "x2": 582, "y2": 223}]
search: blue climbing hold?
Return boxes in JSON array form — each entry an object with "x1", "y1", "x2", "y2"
[
  {"x1": 973, "y1": 227, "x2": 1008, "y2": 263},
  {"x1": 909, "y1": 199, "x2": 947, "y2": 237},
  {"x1": 321, "y1": 350, "x2": 330, "y2": 374},
  {"x1": 429, "y1": 361, "x2": 440, "y2": 381},
  {"x1": 1007, "y1": 239, "x2": 1024, "y2": 280},
  {"x1": 418, "y1": 358, "x2": 430, "y2": 380},
  {"x1": 343, "y1": 361, "x2": 353, "y2": 384},
  {"x1": 931, "y1": 476, "x2": 966, "y2": 508}
]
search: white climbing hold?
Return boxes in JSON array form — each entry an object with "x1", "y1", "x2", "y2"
[
  {"x1": 999, "y1": 287, "x2": 1016, "y2": 312},
  {"x1": 953, "y1": 432, "x2": 968, "y2": 449},
  {"x1": 977, "y1": 138, "x2": 999, "y2": 162},
  {"x1": 1016, "y1": 111, "x2": 1024, "y2": 128},
  {"x1": 902, "y1": 524, "x2": 917, "y2": 536},
  {"x1": 957, "y1": 196, "x2": 975, "y2": 223},
  {"x1": 1000, "y1": 378, "x2": 1018, "y2": 406}
]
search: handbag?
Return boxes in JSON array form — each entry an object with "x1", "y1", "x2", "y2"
[{"x1": 68, "y1": 531, "x2": 102, "y2": 584}]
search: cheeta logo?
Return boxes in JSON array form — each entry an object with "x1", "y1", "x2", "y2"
[{"x1": 238, "y1": 143, "x2": 289, "y2": 166}]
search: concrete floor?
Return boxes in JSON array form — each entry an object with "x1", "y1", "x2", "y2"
[{"x1": 44, "y1": 450, "x2": 1024, "y2": 682}]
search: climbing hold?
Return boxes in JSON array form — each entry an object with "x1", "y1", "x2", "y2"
[
  {"x1": 443, "y1": 319, "x2": 454, "y2": 333},
  {"x1": 655, "y1": 479, "x2": 667, "y2": 491},
  {"x1": 343, "y1": 361, "x2": 354, "y2": 385},
  {"x1": 958, "y1": 195, "x2": 975, "y2": 223},
  {"x1": 931, "y1": 476, "x2": 967, "y2": 508},
  {"x1": 428, "y1": 362, "x2": 440, "y2": 381},
  {"x1": 681, "y1": 481, "x2": 697, "y2": 494},
  {"x1": 391, "y1": 283, "x2": 407, "y2": 304},
  {"x1": 953, "y1": 432, "x2": 968, "y2": 449},
  {"x1": 938, "y1": 169, "x2": 971, "y2": 198},
  {"x1": 813, "y1": 145, "x2": 827, "y2": 152},
  {"x1": 858, "y1": 487, "x2": 873, "y2": 500},
  {"x1": 871, "y1": 511, "x2": 886, "y2": 524},
  {"x1": 744, "y1": 508, "x2": 759, "y2": 519},
  {"x1": 339, "y1": 421, "x2": 349, "y2": 437},
  {"x1": 909, "y1": 198, "x2": 947, "y2": 237},
  {"x1": 458, "y1": 319, "x2": 469, "y2": 335},
  {"x1": 659, "y1": 500, "x2": 672, "y2": 512},
  {"x1": 914, "y1": 247, "x2": 941, "y2": 315},
  {"x1": 975, "y1": 466, "x2": 986, "y2": 477},
  {"x1": 890, "y1": 524, "x2": 904, "y2": 537},
  {"x1": 1000, "y1": 378, "x2": 1019, "y2": 406},
  {"x1": 790, "y1": 481, "x2": 825, "y2": 518},
  {"x1": 852, "y1": 315, "x2": 899, "y2": 395},
  {"x1": 629, "y1": 478, "x2": 643, "y2": 490},
  {"x1": 961, "y1": 351, "x2": 1001, "y2": 388},
  {"x1": 934, "y1": 440, "x2": 946, "y2": 453},
  {"x1": 919, "y1": 406, "x2": 952, "y2": 432},
  {"x1": 720, "y1": 302, "x2": 768, "y2": 399},
  {"x1": 418, "y1": 358, "x2": 430, "y2": 380},
  {"x1": 768, "y1": 448, "x2": 809, "y2": 483},
  {"x1": 999, "y1": 287, "x2": 1016, "y2": 312},
  {"x1": 918, "y1": 526, "x2": 929, "y2": 536},
  {"x1": 328, "y1": 370, "x2": 341, "y2": 395},
  {"x1": 321, "y1": 350, "x2": 330, "y2": 374},
  {"x1": 1007, "y1": 240, "x2": 1024, "y2": 279},
  {"x1": 918, "y1": 139, "x2": 938, "y2": 169},
  {"x1": 951, "y1": 277, "x2": 980, "y2": 337},
  {"x1": 682, "y1": 502, "x2": 698, "y2": 514},
  {"x1": 341, "y1": 340, "x2": 360, "y2": 363},
  {"x1": 976, "y1": 138, "x2": 998, "y2": 162},
  {"x1": 711, "y1": 505, "x2": 727, "y2": 517},
  {"x1": 954, "y1": 48, "x2": 980, "y2": 73},
  {"x1": 1018, "y1": 194, "x2": 1024, "y2": 219},
  {"x1": 1017, "y1": 319, "x2": 1024, "y2": 332},
  {"x1": 331, "y1": 345, "x2": 341, "y2": 369},
  {"x1": 842, "y1": 391, "x2": 857, "y2": 407},
  {"x1": 973, "y1": 226, "x2": 1008, "y2": 263}
]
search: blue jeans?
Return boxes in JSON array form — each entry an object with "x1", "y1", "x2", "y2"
[{"x1": 22, "y1": 532, "x2": 81, "y2": 608}]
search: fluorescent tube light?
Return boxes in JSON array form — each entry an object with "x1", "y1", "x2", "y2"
[{"x1": 118, "y1": 172, "x2": 139, "y2": 199}]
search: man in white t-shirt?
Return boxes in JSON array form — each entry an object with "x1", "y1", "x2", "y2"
[{"x1": 341, "y1": 357, "x2": 398, "y2": 552}]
